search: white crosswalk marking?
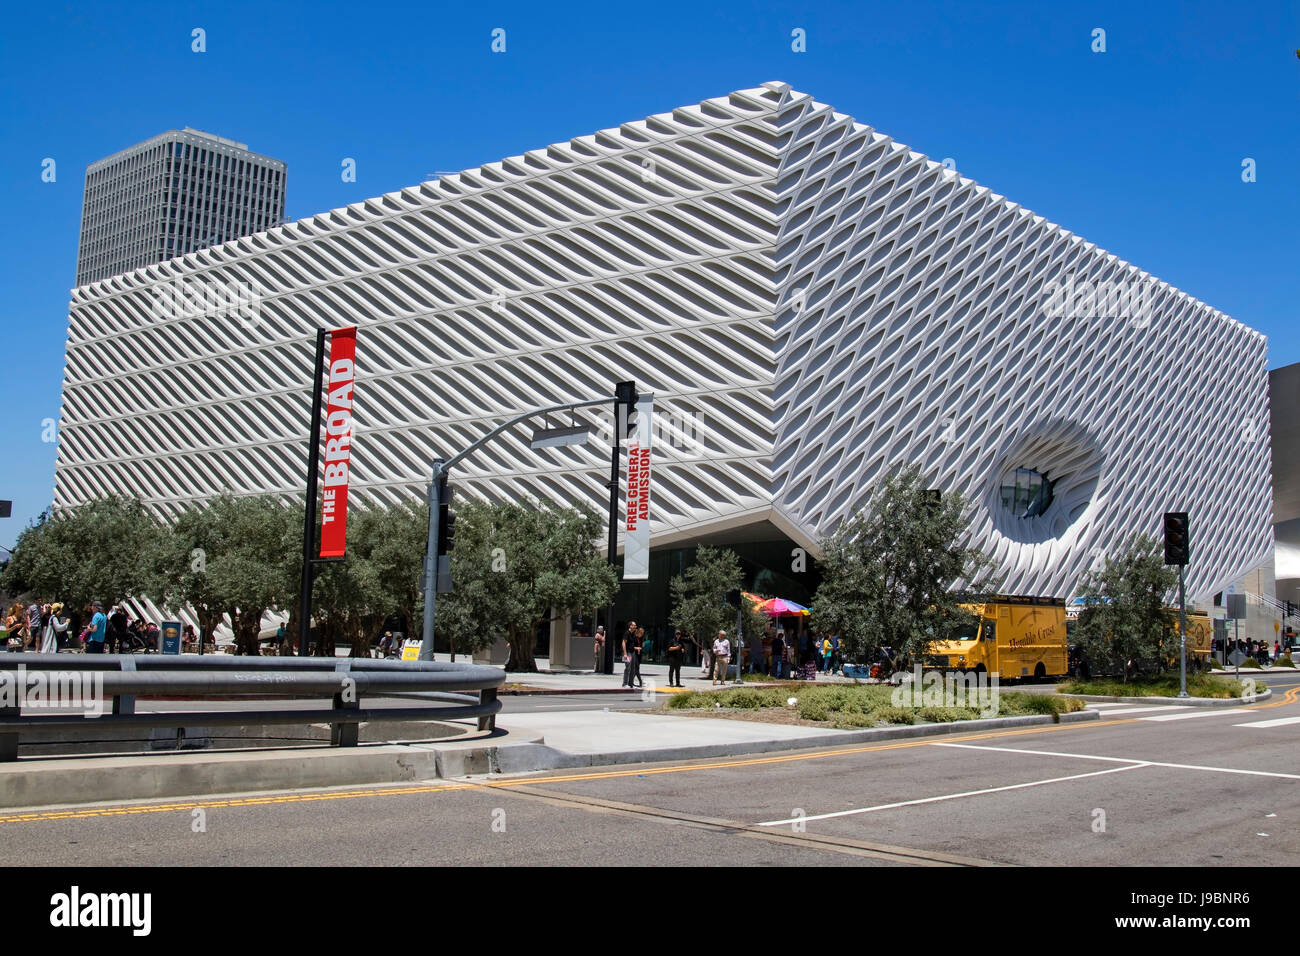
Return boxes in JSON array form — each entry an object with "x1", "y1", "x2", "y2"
[
  {"x1": 1140, "y1": 709, "x2": 1258, "y2": 722},
  {"x1": 1233, "y1": 715, "x2": 1300, "y2": 729}
]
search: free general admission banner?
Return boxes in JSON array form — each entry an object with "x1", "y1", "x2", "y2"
[
  {"x1": 624, "y1": 395, "x2": 653, "y2": 580},
  {"x1": 320, "y1": 326, "x2": 356, "y2": 558}
]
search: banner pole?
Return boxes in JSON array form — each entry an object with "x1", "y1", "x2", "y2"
[{"x1": 298, "y1": 329, "x2": 326, "y2": 656}]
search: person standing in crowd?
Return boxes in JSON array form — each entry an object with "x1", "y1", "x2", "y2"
[
  {"x1": 747, "y1": 627, "x2": 762, "y2": 675},
  {"x1": 830, "y1": 633, "x2": 841, "y2": 675},
  {"x1": 667, "y1": 630, "x2": 686, "y2": 687},
  {"x1": 821, "y1": 633, "x2": 834, "y2": 673},
  {"x1": 85, "y1": 602, "x2": 107, "y2": 654},
  {"x1": 26, "y1": 601, "x2": 42, "y2": 651},
  {"x1": 41, "y1": 603, "x2": 69, "y2": 653},
  {"x1": 772, "y1": 629, "x2": 786, "y2": 679},
  {"x1": 712, "y1": 630, "x2": 731, "y2": 685},
  {"x1": 108, "y1": 606, "x2": 129, "y2": 655},
  {"x1": 593, "y1": 626, "x2": 606, "y2": 671},
  {"x1": 631, "y1": 627, "x2": 646, "y2": 687},
  {"x1": 622, "y1": 620, "x2": 641, "y2": 689},
  {"x1": 761, "y1": 626, "x2": 773, "y2": 676},
  {"x1": 4, "y1": 604, "x2": 25, "y2": 651}
]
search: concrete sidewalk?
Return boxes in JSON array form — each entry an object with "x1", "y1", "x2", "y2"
[{"x1": 501, "y1": 657, "x2": 859, "y2": 693}]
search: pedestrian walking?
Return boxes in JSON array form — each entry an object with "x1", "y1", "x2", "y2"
[
  {"x1": 821, "y1": 634, "x2": 833, "y2": 673},
  {"x1": 667, "y1": 630, "x2": 686, "y2": 687},
  {"x1": 771, "y1": 629, "x2": 786, "y2": 679},
  {"x1": 593, "y1": 625, "x2": 606, "y2": 671},
  {"x1": 712, "y1": 630, "x2": 731, "y2": 685},
  {"x1": 85, "y1": 602, "x2": 107, "y2": 654}
]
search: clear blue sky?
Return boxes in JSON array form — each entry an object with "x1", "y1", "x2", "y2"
[{"x1": 1, "y1": 0, "x2": 1297, "y2": 547}]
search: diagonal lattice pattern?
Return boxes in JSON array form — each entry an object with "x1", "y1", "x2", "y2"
[{"x1": 56, "y1": 82, "x2": 1271, "y2": 600}]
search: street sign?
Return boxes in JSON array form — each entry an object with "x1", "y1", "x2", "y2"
[
  {"x1": 1226, "y1": 593, "x2": 1246, "y2": 620},
  {"x1": 401, "y1": 640, "x2": 422, "y2": 661},
  {"x1": 160, "y1": 621, "x2": 182, "y2": 655},
  {"x1": 1228, "y1": 649, "x2": 1247, "y2": 667}
]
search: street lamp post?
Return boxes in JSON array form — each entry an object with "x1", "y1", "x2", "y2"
[{"x1": 417, "y1": 392, "x2": 625, "y2": 662}]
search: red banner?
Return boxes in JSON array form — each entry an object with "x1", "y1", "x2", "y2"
[{"x1": 320, "y1": 327, "x2": 356, "y2": 558}]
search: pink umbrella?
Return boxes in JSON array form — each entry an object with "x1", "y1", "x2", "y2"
[{"x1": 744, "y1": 593, "x2": 810, "y2": 617}]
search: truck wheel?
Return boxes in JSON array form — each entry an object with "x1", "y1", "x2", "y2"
[{"x1": 1034, "y1": 662, "x2": 1047, "y2": 681}]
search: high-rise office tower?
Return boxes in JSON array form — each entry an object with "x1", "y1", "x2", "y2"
[{"x1": 75, "y1": 127, "x2": 286, "y2": 287}]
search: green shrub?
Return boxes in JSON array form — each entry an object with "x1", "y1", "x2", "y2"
[
  {"x1": 873, "y1": 706, "x2": 916, "y2": 725},
  {"x1": 1273, "y1": 655, "x2": 1295, "y2": 668},
  {"x1": 1000, "y1": 693, "x2": 1084, "y2": 716},
  {"x1": 918, "y1": 705, "x2": 980, "y2": 722},
  {"x1": 1238, "y1": 657, "x2": 1261, "y2": 669},
  {"x1": 666, "y1": 692, "x2": 709, "y2": 709},
  {"x1": 719, "y1": 688, "x2": 767, "y2": 709},
  {"x1": 1058, "y1": 674, "x2": 1245, "y2": 699},
  {"x1": 831, "y1": 711, "x2": 879, "y2": 728},
  {"x1": 797, "y1": 699, "x2": 829, "y2": 721}
]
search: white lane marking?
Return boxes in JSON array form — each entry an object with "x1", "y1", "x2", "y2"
[
  {"x1": 1093, "y1": 705, "x2": 1194, "y2": 715},
  {"x1": 1233, "y1": 715, "x2": 1300, "y2": 729},
  {"x1": 1140, "y1": 708, "x2": 1258, "y2": 722},
  {"x1": 930, "y1": 742, "x2": 1300, "y2": 780},
  {"x1": 753, "y1": 764, "x2": 1147, "y2": 827}
]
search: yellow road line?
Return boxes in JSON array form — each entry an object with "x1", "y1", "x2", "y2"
[{"x1": 2, "y1": 692, "x2": 1294, "y2": 826}]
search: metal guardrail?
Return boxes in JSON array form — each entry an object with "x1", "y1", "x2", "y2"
[{"x1": 0, "y1": 654, "x2": 505, "y2": 761}]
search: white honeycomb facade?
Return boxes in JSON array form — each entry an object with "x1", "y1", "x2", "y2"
[{"x1": 57, "y1": 83, "x2": 1271, "y2": 601}]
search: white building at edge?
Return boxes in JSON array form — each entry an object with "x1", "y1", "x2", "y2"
[{"x1": 54, "y1": 82, "x2": 1273, "y2": 656}]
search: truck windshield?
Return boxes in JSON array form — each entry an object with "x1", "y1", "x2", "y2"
[{"x1": 946, "y1": 620, "x2": 979, "y2": 642}]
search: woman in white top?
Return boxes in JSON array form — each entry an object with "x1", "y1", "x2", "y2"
[{"x1": 42, "y1": 603, "x2": 70, "y2": 654}]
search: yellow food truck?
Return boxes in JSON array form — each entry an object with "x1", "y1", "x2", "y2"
[{"x1": 927, "y1": 595, "x2": 1069, "y2": 680}]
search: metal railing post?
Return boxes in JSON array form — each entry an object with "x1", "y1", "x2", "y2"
[
  {"x1": 0, "y1": 705, "x2": 17, "y2": 762},
  {"x1": 478, "y1": 687, "x2": 498, "y2": 732}
]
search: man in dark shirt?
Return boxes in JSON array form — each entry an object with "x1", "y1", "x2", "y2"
[
  {"x1": 622, "y1": 621, "x2": 639, "y2": 688},
  {"x1": 771, "y1": 631, "x2": 787, "y2": 679},
  {"x1": 666, "y1": 630, "x2": 686, "y2": 687},
  {"x1": 108, "y1": 607, "x2": 128, "y2": 654}
]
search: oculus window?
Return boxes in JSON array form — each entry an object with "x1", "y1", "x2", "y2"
[{"x1": 1000, "y1": 467, "x2": 1056, "y2": 520}]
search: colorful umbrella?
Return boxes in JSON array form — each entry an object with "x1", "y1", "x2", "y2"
[{"x1": 743, "y1": 593, "x2": 810, "y2": 617}]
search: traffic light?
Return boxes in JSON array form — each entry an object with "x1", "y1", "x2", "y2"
[
  {"x1": 726, "y1": 588, "x2": 742, "y2": 607},
  {"x1": 1287, "y1": 600, "x2": 1295, "y2": 620},
  {"x1": 615, "y1": 380, "x2": 638, "y2": 437},
  {"x1": 1163, "y1": 511, "x2": 1190, "y2": 566},
  {"x1": 436, "y1": 474, "x2": 455, "y2": 556},
  {"x1": 615, "y1": 380, "x2": 638, "y2": 407}
]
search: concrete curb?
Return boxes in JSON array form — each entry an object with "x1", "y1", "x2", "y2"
[
  {"x1": 1064, "y1": 690, "x2": 1272, "y2": 707},
  {"x1": 0, "y1": 709, "x2": 1100, "y2": 809}
]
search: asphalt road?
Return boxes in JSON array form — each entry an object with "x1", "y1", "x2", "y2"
[{"x1": 3, "y1": 677, "x2": 1297, "y2": 867}]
